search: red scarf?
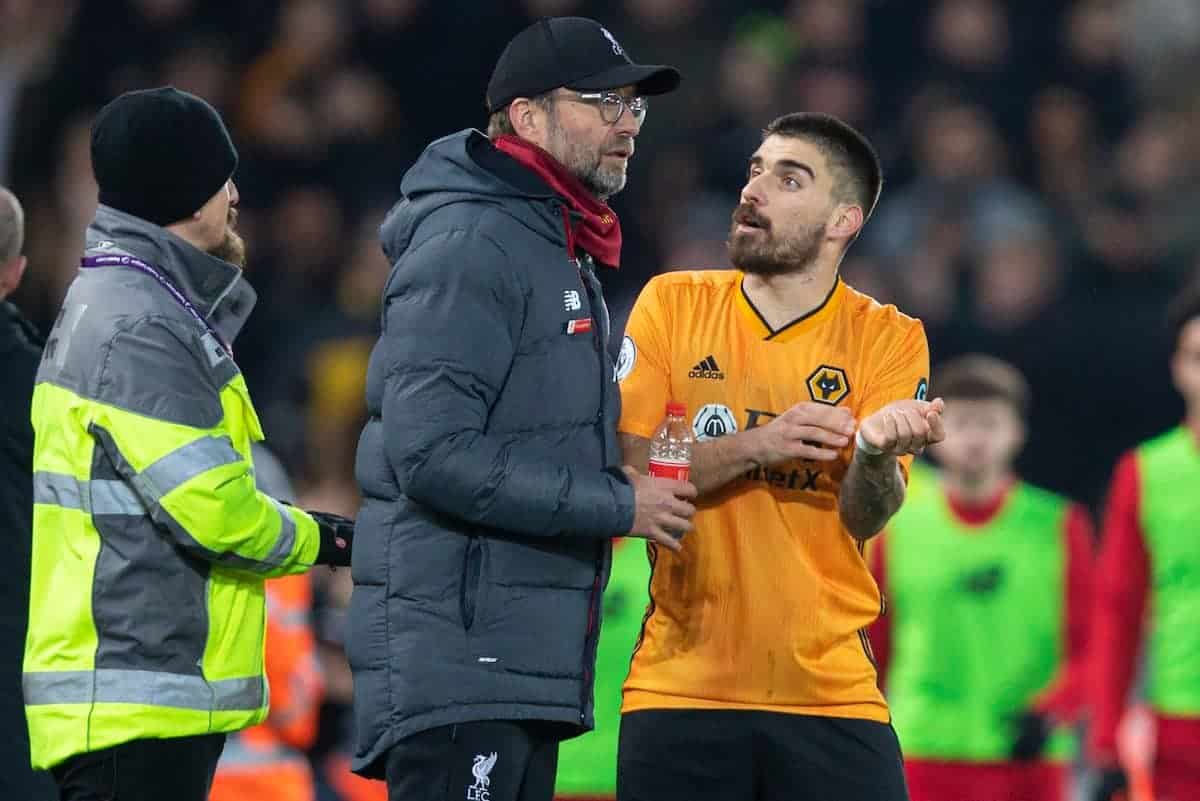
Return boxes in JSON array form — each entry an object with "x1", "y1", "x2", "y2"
[{"x1": 494, "y1": 134, "x2": 622, "y2": 268}]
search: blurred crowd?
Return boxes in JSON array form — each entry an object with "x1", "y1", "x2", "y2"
[{"x1": 5, "y1": 0, "x2": 1200, "y2": 799}]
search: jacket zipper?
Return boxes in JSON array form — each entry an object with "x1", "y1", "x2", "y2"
[
  {"x1": 575, "y1": 254, "x2": 610, "y2": 464},
  {"x1": 574, "y1": 255, "x2": 607, "y2": 722},
  {"x1": 560, "y1": 208, "x2": 611, "y2": 722},
  {"x1": 580, "y1": 545, "x2": 604, "y2": 722}
]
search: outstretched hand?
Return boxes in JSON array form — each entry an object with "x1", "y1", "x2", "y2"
[{"x1": 856, "y1": 398, "x2": 945, "y2": 457}]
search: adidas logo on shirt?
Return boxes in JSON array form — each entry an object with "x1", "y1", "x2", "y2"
[{"x1": 689, "y1": 355, "x2": 725, "y2": 380}]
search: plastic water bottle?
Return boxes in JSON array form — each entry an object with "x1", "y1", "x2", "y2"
[{"x1": 648, "y1": 402, "x2": 692, "y2": 481}]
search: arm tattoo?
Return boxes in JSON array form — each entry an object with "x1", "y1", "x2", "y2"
[{"x1": 839, "y1": 451, "x2": 906, "y2": 541}]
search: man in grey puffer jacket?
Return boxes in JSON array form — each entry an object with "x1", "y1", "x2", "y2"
[{"x1": 349, "y1": 16, "x2": 695, "y2": 801}]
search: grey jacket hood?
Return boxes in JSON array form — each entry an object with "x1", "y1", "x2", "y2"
[
  {"x1": 381, "y1": 129, "x2": 567, "y2": 262},
  {"x1": 86, "y1": 204, "x2": 257, "y2": 345}
]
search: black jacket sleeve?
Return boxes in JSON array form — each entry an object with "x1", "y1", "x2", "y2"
[
  {"x1": 381, "y1": 227, "x2": 635, "y2": 538},
  {"x1": 0, "y1": 303, "x2": 41, "y2": 671}
]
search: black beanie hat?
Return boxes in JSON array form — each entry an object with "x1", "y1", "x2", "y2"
[{"x1": 91, "y1": 87, "x2": 239, "y2": 227}]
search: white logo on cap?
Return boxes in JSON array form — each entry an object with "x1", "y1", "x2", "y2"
[{"x1": 601, "y1": 27, "x2": 624, "y2": 56}]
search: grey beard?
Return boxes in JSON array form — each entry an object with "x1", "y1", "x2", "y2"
[
  {"x1": 572, "y1": 152, "x2": 627, "y2": 200},
  {"x1": 582, "y1": 163, "x2": 627, "y2": 200},
  {"x1": 545, "y1": 114, "x2": 627, "y2": 201}
]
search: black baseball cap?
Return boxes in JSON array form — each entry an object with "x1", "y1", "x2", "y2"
[{"x1": 486, "y1": 17, "x2": 681, "y2": 112}]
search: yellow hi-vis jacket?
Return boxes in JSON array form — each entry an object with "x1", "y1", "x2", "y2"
[{"x1": 24, "y1": 205, "x2": 322, "y2": 770}]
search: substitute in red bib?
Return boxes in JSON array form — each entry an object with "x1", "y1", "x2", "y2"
[
  {"x1": 1089, "y1": 284, "x2": 1200, "y2": 801},
  {"x1": 871, "y1": 355, "x2": 1093, "y2": 801}
]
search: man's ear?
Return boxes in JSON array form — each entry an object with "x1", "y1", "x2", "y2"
[
  {"x1": 0, "y1": 255, "x2": 25, "y2": 298},
  {"x1": 509, "y1": 97, "x2": 552, "y2": 144},
  {"x1": 830, "y1": 205, "x2": 865, "y2": 241}
]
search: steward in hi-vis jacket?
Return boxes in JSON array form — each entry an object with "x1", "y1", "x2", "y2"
[{"x1": 23, "y1": 87, "x2": 353, "y2": 801}]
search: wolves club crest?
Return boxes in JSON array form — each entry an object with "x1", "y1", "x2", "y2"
[{"x1": 806, "y1": 365, "x2": 850, "y2": 405}]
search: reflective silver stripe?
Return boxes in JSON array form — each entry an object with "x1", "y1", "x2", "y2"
[
  {"x1": 260, "y1": 497, "x2": 298, "y2": 570},
  {"x1": 268, "y1": 608, "x2": 311, "y2": 629},
  {"x1": 88, "y1": 479, "x2": 145, "y2": 515},
  {"x1": 134, "y1": 436, "x2": 243, "y2": 503},
  {"x1": 33, "y1": 471, "x2": 82, "y2": 508},
  {"x1": 219, "y1": 734, "x2": 308, "y2": 770},
  {"x1": 33, "y1": 472, "x2": 145, "y2": 516},
  {"x1": 269, "y1": 659, "x2": 321, "y2": 728},
  {"x1": 265, "y1": 595, "x2": 311, "y2": 629},
  {"x1": 23, "y1": 669, "x2": 264, "y2": 711},
  {"x1": 85, "y1": 425, "x2": 294, "y2": 573}
]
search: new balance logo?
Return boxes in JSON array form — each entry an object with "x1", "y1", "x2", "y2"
[
  {"x1": 563, "y1": 290, "x2": 582, "y2": 312},
  {"x1": 688, "y1": 355, "x2": 725, "y2": 380}
]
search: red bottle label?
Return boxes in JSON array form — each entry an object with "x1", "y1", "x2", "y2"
[{"x1": 648, "y1": 459, "x2": 690, "y2": 482}]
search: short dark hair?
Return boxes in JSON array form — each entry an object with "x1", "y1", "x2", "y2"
[
  {"x1": 933, "y1": 354, "x2": 1030, "y2": 418},
  {"x1": 486, "y1": 93, "x2": 553, "y2": 139},
  {"x1": 1167, "y1": 279, "x2": 1200, "y2": 351},
  {"x1": 762, "y1": 112, "x2": 883, "y2": 221}
]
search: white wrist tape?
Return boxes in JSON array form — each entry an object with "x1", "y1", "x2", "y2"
[{"x1": 855, "y1": 429, "x2": 885, "y2": 456}]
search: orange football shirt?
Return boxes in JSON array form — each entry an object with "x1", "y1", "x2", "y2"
[{"x1": 617, "y1": 270, "x2": 929, "y2": 722}]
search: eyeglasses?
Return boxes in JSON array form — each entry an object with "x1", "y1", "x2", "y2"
[{"x1": 560, "y1": 91, "x2": 648, "y2": 125}]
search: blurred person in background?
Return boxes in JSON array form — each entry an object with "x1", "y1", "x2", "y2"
[
  {"x1": 1027, "y1": 84, "x2": 1099, "y2": 226},
  {"x1": 0, "y1": 186, "x2": 59, "y2": 801},
  {"x1": 0, "y1": 0, "x2": 74, "y2": 187},
  {"x1": 1087, "y1": 110, "x2": 1200, "y2": 279},
  {"x1": 297, "y1": 345, "x2": 378, "y2": 801},
  {"x1": 209, "y1": 442, "x2": 325, "y2": 801},
  {"x1": 616, "y1": 112, "x2": 941, "y2": 801},
  {"x1": 644, "y1": 17, "x2": 795, "y2": 282},
  {"x1": 23, "y1": 87, "x2": 355, "y2": 801},
  {"x1": 869, "y1": 355, "x2": 1093, "y2": 801},
  {"x1": 238, "y1": 0, "x2": 350, "y2": 164},
  {"x1": 238, "y1": 185, "x2": 354, "y2": 467},
  {"x1": 314, "y1": 565, "x2": 387, "y2": 801},
  {"x1": 864, "y1": 91, "x2": 1049, "y2": 333},
  {"x1": 235, "y1": 0, "x2": 412, "y2": 216},
  {"x1": 1057, "y1": 0, "x2": 1137, "y2": 142},
  {"x1": 348, "y1": 16, "x2": 693, "y2": 801},
  {"x1": 1089, "y1": 284, "x2": 1200, "y2": 801},
  {"x1": 15, "y1": 112, "x2": 100, "y2": 330},
  {"x1": 706, "y1": 24, "x2": 790, "y2": 190},
  {"x1": 553, "y1": 535, "x2": 653, "y2": 801},
  {"x1": 244, "y1": 286, "x2": 378, "y2": 801},
  {"x1": 917, "y1": 0, "x2": 1032, "y2": 144},
  {"x1": 972, "y1": 222, "x2": 1064, "y2": 334}
]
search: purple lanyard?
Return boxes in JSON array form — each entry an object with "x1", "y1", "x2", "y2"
[{"x1": 81, "y1": 253, "x2": 231, "y2": 355}]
